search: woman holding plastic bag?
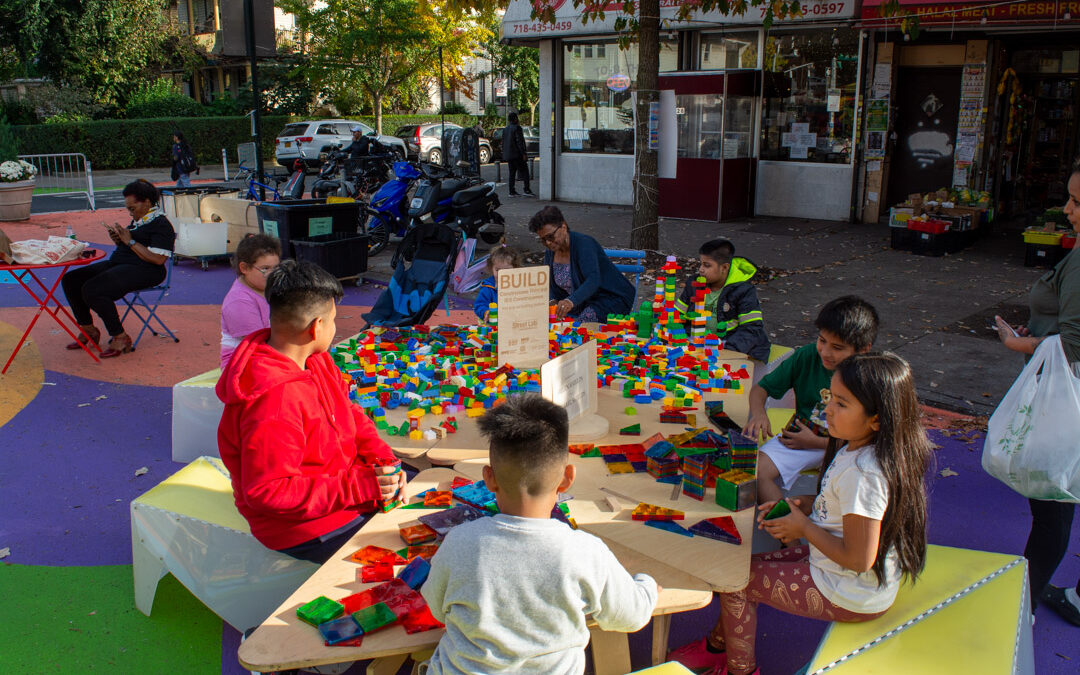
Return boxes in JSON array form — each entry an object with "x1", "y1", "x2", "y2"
[{"x1": 988, "y1": 158, "x2": 1080, "y2": 627}]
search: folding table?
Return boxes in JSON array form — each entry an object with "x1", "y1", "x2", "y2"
[{"x1": 1, "y1": 248, "x2": 105, "y2": 374}]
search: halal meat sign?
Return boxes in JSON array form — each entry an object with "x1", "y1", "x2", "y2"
[{"x1": 607, "y1": 74, "x2": 631, "y2": 92}]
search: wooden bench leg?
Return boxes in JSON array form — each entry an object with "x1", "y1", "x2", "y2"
[
  {"x1": 366, "y1": 653, "x2": 407, "y2": 675},
  {"x1": 651, "y1": 614, "x2": 672, "y2": 666},
  {"x1": 589, "y1": 627, "x2": 632, "y2": 675}
]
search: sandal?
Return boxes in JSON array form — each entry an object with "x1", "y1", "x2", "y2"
[
  {"x1": 100, "y1": 333, "x2": 133, "y2": 358},
  {"x1": 67, "y1": 325, "x2": 100, "y2": 350}
]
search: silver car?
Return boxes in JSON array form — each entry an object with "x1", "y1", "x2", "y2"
[{"x1": 275, "y1": 119, "x2": 407, "y2": 169}]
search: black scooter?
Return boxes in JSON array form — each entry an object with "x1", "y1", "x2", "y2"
[{"x1": 407, "y1": 161, "x2": 504, "y2": 244}]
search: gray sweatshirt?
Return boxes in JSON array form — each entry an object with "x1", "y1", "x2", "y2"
[{"x1": 420, "y1": 513, "x2": 658, "y2": 675}]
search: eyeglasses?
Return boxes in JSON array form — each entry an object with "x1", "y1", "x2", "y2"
[
  {"x1": 538, "y1": 223, "x2": 564, "y2": 245},
  {"x1": 254, "y1": 265, "x2": 278, "y2": 276}
]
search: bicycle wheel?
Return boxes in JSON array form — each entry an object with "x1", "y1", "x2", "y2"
[{"x1": 365, "y1": 213, "x2": 392, "y2": 257}]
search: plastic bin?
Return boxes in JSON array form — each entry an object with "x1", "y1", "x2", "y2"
[
  {"x1": 292, "y1": 232, "x2": 369, "y2": 280},
  {"x1": 1063, "y1": 234, "x2": 1077, "y2": 249},
  {"x1": 255, "y1": 199, "x2": 362, "y2": 257},
  {"x1": 1025, "y1": 243, "x2": 1063, "y2": 267},
  {"x1": 912, "y1": 230, "x2": 963, "y2": 257},
  {"x1": 173, "y1": 218, "x2": 229, "y2": 258},
  {"x1": 1021, "y1": 230, "x2": 1064, "y2": 245},
  {"x1": 891, "y1": 227, "x2": 915, "y2": 251}
]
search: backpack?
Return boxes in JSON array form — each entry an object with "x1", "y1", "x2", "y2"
[{"x1": 179, "y1": 145, "x2": 197, "y2": 174}]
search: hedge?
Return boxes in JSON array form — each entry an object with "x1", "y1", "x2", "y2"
[{"x1": 12, "y1": 114, "x2": 480, "y2": 170}]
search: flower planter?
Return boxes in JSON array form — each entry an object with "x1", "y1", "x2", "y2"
[{"x1": 0, "y1": 180, "x2": 34, "y2": 221}]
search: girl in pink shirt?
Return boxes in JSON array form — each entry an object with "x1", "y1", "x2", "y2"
[{"x1": 221, "y1": 234, "x2": 281, "y2": 368}]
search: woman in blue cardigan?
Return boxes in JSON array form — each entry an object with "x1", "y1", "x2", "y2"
[{"x1": 529, "y1": 206, "x2": 635, "y2": 321}]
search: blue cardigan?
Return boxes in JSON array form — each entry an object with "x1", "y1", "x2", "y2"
[{"x1": 545, "y1": 230, "x2": 635, "y2": 320}]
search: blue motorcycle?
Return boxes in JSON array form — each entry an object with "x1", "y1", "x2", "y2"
[{"x1": 363, "y1": 160, "x2": 421, "y2": 256}]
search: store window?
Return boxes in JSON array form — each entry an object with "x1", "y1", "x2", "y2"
[
  {"x1": 675, "y1": 95, "x2": 756, "y2": 159},
  {"x1": 562, "y1": 35, "x2": 680, "y2": 154},
  {"x1": 759, "y1": 29, "x2": 860, "y2": 163},
  {"x1": 700, "y1": 31, "x2": 759, "y2": 70}
]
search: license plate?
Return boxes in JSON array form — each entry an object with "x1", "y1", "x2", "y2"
[
  {"x1": 284, "y1": 141, "x2": 292, "y2": 148},
  {"x1": 410, "y1": 198, "x2": 423, "y2": 209}
]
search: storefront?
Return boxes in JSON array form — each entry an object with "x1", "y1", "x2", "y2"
[
  {"x1": 856, "y1": 0, "x2": 1080, "y2": 224},
  {"x1": 503, "y1": 0, "x2": 862, "y2": 221}
]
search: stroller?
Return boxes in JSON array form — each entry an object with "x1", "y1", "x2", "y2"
[{"x1": 361, "y1": 219, "x2": 460, "y2": 328}]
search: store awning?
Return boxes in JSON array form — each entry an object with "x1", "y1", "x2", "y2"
[{"x1": 860, "y1": 0, "x2": 1080, "y2": 27}]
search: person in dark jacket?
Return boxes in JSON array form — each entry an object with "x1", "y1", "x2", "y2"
[
  {"x1": 677, "y1": 238, "x2": 770, "y2": 361},
  {"x1": 503, "y1": 112, "x2": 533, "y2": 196},
  {"x1": 344, "y1": 125, "x2": 374, "y2": 160},
  {"x1": 170, "y1": 131, "x2": 197, "y2": 187},
  {"x1": 61, "y1": 179, "x2": 175, "y2": 357},
  {"x1": 530, "y1": 206, "x2": 635, "y2": 322}
]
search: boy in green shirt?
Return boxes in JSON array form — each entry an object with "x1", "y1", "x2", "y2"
[{"x1": 744, "y1": 296, "x2": 879, "y2": 504}]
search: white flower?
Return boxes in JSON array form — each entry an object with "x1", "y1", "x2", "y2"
[{"x1": 0, "y1": 159, "x2": 36, "y2": 182}]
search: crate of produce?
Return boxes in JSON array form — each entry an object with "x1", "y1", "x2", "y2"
[
  {"x1": 255, "y1": 199, "x2": 362, "y2": 257},
  {"x1": 292, "y1": 232, "x2": 369, "y2": 281},
  {"x1": 889, "y1": 207, "x2": 915, "y2": 228},
  {"x1": 1022, "y1": 230, "x2": 1064, "y2": 246},
  {"x1": 908, "y1": 219, "x2": 950, "y2": 235}
]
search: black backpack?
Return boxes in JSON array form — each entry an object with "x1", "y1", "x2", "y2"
[{"x1": 179, "y1": 145, "x2": 197, "y2": 173}]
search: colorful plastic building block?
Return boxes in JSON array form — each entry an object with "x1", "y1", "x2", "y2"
[
  {"x1": 619, "y1": 423, "x2": 641, "y2": 435},
  {"x1": 397, "y1": 556, "x2": 431, "y2": 590},
  {"x1": 318, "y1": 615, "x2": 364, "y2": 646},
  {"x1": 399, "y1": 523, "x2": 437, "y2": 545},
  {"x1": 644, "y1": 520, "x2": 694, "y2": 537},
  {"x1": 763, "y1": 499, "x2": 792, "y2": 520},
  {"x1": 689, "y1": 516, "x2": 742, "y2": 545},
  {"x1": 352, "y1": 601, "x2": 398, "y2": 634},
  {"x1": 424, "y1": 490, "x2": 453, "y2": 507},
  {"x1": 297, "y1": 596, "x2": 345, "y2": 627},
  {"x1": 350, "y1": 545, "x2": 405, "y2": 566},
  {"x1": 359, "y1": 564, "x2": 395, "y2": 583},
  {"x1": 631, "y1": 502, "x2": 685, "y2": 521},
  {"x1": 715, "y1": 470, "x2": 757, "y2": 511}
]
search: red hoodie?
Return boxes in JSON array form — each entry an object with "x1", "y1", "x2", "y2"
[{"x1": 216, "y1": 329, "x2": 396, "y2": 550}]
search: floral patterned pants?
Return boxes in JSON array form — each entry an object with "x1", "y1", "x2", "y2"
[{"x1": 715, "y1": 546, "x2": 886, "y2": 674}]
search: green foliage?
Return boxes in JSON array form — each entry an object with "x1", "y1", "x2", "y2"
[
  {"x1": 439, "y1": 101, "x2": 469, "y2": 115},
  {"x1": 9, "y1": 114, "x2": 474, "y2": 168},
  {"x1": 260, "y1": 62, "x2": 316, "y2": 116},
  {"x1": 478, "y1": 14, "x2": 539, "y2": 119},
  {"x1": 125, "y1": 78, "x2": 204, "y2": 119},
  {"x1": 1, "y1": 98, "x2": 40, "y2": 126},
  {"x1": 23, "y1": 82, "x2": 109, "y2": 123},
  {"x1": 0, "y1": 112, "x2": 19, "y2": 162},
  {"x1": 484, "y1": 103, "x2": 500, "y2": 118},
  {"x1": 1, "y1": 0, "x2": 203, "y2": 108}
]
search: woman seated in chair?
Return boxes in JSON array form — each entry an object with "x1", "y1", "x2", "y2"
[
  {"x1": 529, "y1": 205, "x2": 635, "y2": 322},
  {"x1": 62, "y1": 179, "x2": 175, "y2": 357}
]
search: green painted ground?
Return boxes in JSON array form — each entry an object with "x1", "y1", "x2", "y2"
[
  {"x1": 0, "y1": 564, "x2": 222, "y2": 672},
  {"x1": 32, "y1": 186, "x2": 121, "y2": 195}
]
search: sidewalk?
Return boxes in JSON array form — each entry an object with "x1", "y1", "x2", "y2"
[{"x1": 86, "y1": 165, "x2": 1042, "y2": 415}]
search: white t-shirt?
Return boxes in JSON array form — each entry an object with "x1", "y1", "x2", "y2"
[
  {"x1": 421, "y1": 513, "x2": 658, "y2": 675},
  {"x1": 808, "y1": 444, "x2": 901, "y2": 613}
]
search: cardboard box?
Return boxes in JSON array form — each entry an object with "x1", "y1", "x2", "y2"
[
  {"x1": 200, "y1": 196, "x2": 259, "y2": 254},
  {"x1": 889, "y1": 207, "x2": 915, "y2": 228}
]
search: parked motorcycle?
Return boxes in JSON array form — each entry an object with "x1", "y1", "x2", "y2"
[
  {"x1": 363, "y1": 160, "x2": 421, "y2": 257},
  {"x1": 407, "y1": 161, "x2": 504, "y2": 243}
]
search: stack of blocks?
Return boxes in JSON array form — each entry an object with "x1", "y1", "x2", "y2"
[
  {"x1": 687, "y1": 275, "x2": 711, "y2": 349},
  {"x1": 681, "y1": 453, "x2": 713, "y2": 501},
  {"x1": 728, "y1": 430, "x2": 758, "y2": 473},
  {"x1": 715, "y1": 470, "x2": 757, "y2": 511}
]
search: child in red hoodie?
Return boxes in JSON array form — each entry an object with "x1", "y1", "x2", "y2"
[{"x1": 216, "y1": 260, "x2": 405, "y2": 563}]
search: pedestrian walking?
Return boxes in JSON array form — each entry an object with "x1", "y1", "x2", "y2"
[
  {"x1": 171, "y1": 131, "x2": 198, "y2": 188},
  {"x1": 503, "y1": 112, "x2": 533, "y2": 197}
]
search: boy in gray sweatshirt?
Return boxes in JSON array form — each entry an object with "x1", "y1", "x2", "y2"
[{"x1": 421, "y1": 395, "x2": 659, "y2": 674}]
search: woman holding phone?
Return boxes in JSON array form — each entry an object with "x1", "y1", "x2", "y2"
[{"x1": 61, "y1": 179, "x2": 175, "y2": 357}]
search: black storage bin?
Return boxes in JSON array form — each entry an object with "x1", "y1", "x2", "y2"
[
  {"x1": 1025, "y1": 243, "x2": 1064, "y2": 268},
  {"x1": 292, "y1": 232, "x2": 370, "y2": 280},
  {"x1": 891, "y1": 227, "x2": 915, "y2": 251},
  {"x1": 255, "y1": 199, "x2": 362, "y2": 257},
  {"x1": 912, "y1": 230, "x2": 963, "y2": 257}
]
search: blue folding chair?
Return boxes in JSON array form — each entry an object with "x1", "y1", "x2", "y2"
[
  {"x1": 120, "y1": 256, "x2": 179, "y2": 350},
  {"x1": 603, "y1": 248, "x2": 646, "y2": 307}
]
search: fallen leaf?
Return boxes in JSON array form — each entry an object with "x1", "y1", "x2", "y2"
[
  {"x1": 134, "y1": 467, "x2": 149, "y2": 477},
  {"x1": 88, "y1": 610, "x2": 96, "y2": 616},
  {"x1": 940, "y1": 468, "x2": 959, "y2": 478},
  {"x1": 94, "y1": 395, "x2": 107, "y2": 401}
]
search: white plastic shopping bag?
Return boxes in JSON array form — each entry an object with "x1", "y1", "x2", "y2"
[
  {"x1": 983, "y1": 335, "x2": 1080, "y2": 502},
  {"x1": 10, "y1": 236, "x2": 86, "y2": 265}
]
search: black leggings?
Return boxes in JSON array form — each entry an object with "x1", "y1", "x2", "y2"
[
  {"x1": 1025, "y1": 497, "x2": 1077, "y2": 607},
  {"x1": 61, "y1": 260, "x2": 166, "y2": 336},
  {"x1": 508, "y1": 158, "x2": 530, "y2": 193}
]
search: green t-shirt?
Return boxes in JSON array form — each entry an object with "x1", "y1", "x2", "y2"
[{"x1": 759, "y1": 342, "x2": 832, "y2": 425}]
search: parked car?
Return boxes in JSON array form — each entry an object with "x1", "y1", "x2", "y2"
[
  {"x1": 275, "y1": 119, "x2": 407, "y2": 169},
  {"x1": 489, "y1": 126, "x2": 540, "y2": 161},
  {"x1": 394, "y1": 123, "x2": 492, "y2": 165}
]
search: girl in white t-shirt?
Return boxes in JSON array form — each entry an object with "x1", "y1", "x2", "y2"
[{"x1": 712, "y1": 352, "x2": 931, "y2": 675}]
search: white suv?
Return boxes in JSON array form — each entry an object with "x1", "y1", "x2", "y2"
[{"x1": 274, "y1": 119, "x2": 407, "y2": 169}]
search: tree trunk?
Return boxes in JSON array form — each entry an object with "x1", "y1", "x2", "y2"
[
  {"x1": 630, "y1": 0, "x2": 659, "y2": 251},
  {"x1": 374, "y1": 91, "x2": 383, "y2": 134}
]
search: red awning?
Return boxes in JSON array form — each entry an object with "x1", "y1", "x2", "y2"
[{"x1": 860, "y1": 0, "x2": 1080, "y2": 26}]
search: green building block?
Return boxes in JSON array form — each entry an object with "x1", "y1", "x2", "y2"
[
  {"x1": 763, "y1": 499, "x2": 791, "y2": 520},
  {"x1": 352, "y1": 602, "x2": 398, "y2": 634},
  {"x1": 619, "y1": 423, "x2": 641, "y2": 435},
  {"x1": 297, "y1": 596, "x2": 345, "y2": 627},
  {"x1": 715, "y1": 471, "x2": 757, "y2": 512},
  {"x1": 624, "y1": 406, "x2": 637, "y2": 416},
  {"x1": 581, "y1": 447, "x2": 603, "y2": 458}
]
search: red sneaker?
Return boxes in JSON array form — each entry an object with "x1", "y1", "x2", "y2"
[{"x1": 667, "y1": 637, "x2": 727, "y2": 673}]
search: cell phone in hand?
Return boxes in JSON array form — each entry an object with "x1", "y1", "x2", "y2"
[{"x1": 988, "y1": 322, "x2": 1018, "y2": 338}]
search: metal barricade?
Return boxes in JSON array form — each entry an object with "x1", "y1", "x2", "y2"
[
  {"x1": 17, "y1": 153, "x2": 95, "y2": 211},
  {"x1": 235, "y1": 142, "x2": 257, "y2": 177}
]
